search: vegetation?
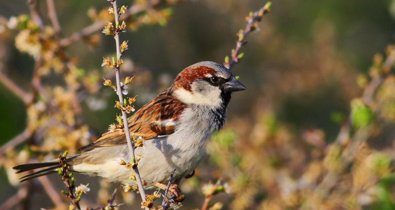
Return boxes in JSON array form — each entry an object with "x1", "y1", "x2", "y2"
[{"x1": 1, "y1": 0, "x2": 395, "y2": 209}]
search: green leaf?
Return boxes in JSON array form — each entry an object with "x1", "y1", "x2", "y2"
[
  {"x1": 330, "y1": 111, "x2": 345, "y2": 124},
  {"x1": 264, "y1": 2, "x2": 272, "y2": 11},
  {"x1": 224, "y1": 56, "x2": 229, "y2": 64},
  {"x1": 374, "y1": 174, "x2": 395, "y2": 210},
  {"x1": 351, "y1": 99, "x2": 374, "y2": 129},
  {"x1": 213, "y1": 130, "x2": 236, "y2": 147}
]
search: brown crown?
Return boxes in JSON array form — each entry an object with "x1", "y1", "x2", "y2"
[{"x1": 172, "y1": 66, "x2": 216, "y2": 91}]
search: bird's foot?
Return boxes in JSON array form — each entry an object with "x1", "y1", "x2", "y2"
[{"x1": 155, "y1": 182, "x2": 184, "y2": 202}]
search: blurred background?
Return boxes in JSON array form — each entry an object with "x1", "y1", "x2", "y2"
[{"x1": 1, "y1": 0, "x2": 395, "y2": 209}]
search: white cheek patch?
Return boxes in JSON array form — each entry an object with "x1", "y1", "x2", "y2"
[{"x1": 174, "y1": 88, "x2": 222, "y2": 108}]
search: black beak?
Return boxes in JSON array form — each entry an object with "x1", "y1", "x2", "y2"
[{"x1": 222, "y1": 78, "x2": 246, "y2": 92}]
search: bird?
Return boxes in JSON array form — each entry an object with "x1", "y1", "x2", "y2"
[{"x1": 13, "y1": 61, "x2": 245, "y2": 198}]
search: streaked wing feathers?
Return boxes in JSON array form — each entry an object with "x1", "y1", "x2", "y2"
[{"x1": 89, "y1": 91, "x2": 186, "y2": 148}]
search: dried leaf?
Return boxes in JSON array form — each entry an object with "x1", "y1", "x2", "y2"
[
  {"x1": 103, "y1": 79, "x2": 113, "y2": 87},
  {"x1": 123, "y1": 76, "x2": 134, "y2": 85},
  {"x1": 128, "y1": 96, "x2": 137, "y2": 104},
  {"x1": 116, "y1": 58, "x2": 124, "y2": 68},
  {"x1": 120, "y1": 41, "x2": 128, "y2": 53},
  {"x1": 101, "y1": 57, "x2": 112, "y2": 68},
  {"x1": 108, "y1": 7, "x2": 114, "y2": 15},
  {"x1": 119, "y1": 21, "x2": 127, "y2": 31},
  {"x1": 119, "y1": 5, "x2": 128, "y2": 14},
  {"x1": 102, "y1": 22, "x2": 114, "y2": 36},
  {"x1": 114, "y1": 101, "x2": 122, "y2": 109}
]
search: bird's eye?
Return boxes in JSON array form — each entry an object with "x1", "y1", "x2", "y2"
[
  {"x1": 205, "y1": 75, "x2": 226, "y2": 86},
  {"x1": 209, "y1": 76, "x2": 220, "y2": 85}
]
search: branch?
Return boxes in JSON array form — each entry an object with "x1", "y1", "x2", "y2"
[
  {"x1": 38, "y1": 176, "x2": 65, "y2": 208},
  {"x1": 92, "y1": 189, "x2": 122, "y2": 210},
  {"x1": 311, "y1": 46, "x2": 395, "y2": 205},
  {"x1": 58, "y1": 153, "x2": 81, "y2": 210},
  {"x1": 105, "y1": 0, "x2": 147, "y2": 207},
  {"x1": 0, "y1": 71, "x2": 33, "y2": 104},
  {"x1": 46, "y1": 0, "x2": 62, "y2": 35},
  {"x1": 161, "y1": 169, "x2": 176, "y2": 210},
  {"x1": 0, "y1": 185, "x2": 29, "y2": 210},
  {"x1": 338, "y1": 46, "x2": 395, "y2": 142},
  {"x1": 201, "y1": 197, "x2": 211, "y2": 210},
  {"x1": 59, "y1": 0, "x2": 162, "y2": 47},
  {"x1": 200, "y1": 181, "x2": 225, "y2": 210},
  {"x1": 223, "y1": 1, "x2": 272, "y2": 69},
  {"x1": 362, "y1": 48, "x2": 395, "y2": 106},
  {"x1": 27, "y1": 0, "x2": 44, "y2": 29},
  {"x1": 0, "y1": 127, "x2": 32, "y2": 157}
]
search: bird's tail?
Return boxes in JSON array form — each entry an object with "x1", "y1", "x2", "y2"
[{"x1": 13, "y1": 157, "x2": 76, "y2": 182}]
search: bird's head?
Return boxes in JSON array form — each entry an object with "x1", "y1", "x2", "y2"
[{"x1": 171, "y1": 61, "x2": 245, "y2": 108}]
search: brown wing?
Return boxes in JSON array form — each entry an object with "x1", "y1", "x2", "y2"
[{"x1": 87, "y1": 90, "x2": 186, "y2": 148}]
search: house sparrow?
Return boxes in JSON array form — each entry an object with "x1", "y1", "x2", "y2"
[{"x1": 14, "y1": 61, "x2": 245, "y2": 196}]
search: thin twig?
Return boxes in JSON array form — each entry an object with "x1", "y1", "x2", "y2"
[
  {"x1": 38, "y1": 176, "x2": 65, "y2": 208},
  {"x1": 108, "y1": 189, "x2": 119, "y2": 207},
  {"x1": 0, "y1": 128, "x2": 33, "y2": 157},
  {"x1": 223, "y1": 2, "x2": 271, "y2": 69},
  {"x1": 0, "y1": 185, "x2": 29, "y2": 210},
  {"x1": 108, "y1": 0, "x2": 147, "y2": 206},
  {"x1": 106, "y1": 189, "x2": 121, "y2": 209},
  {"x1": 91, "y1": 189, "x2": 121, "y2": 210},
  {"x1": 59, "y1": 0, "x2": 162, "y2": 47},
  {"x1": 361, "y1": 48, "x2": 395, "y2": 106},
  {"x1": 46, "y1": 0, "x2": 62, "y2": 35},
  {"x1": 27, "y1": 0, "x2": 44, "y2": 29},
  {"x1": 200, "y1": 197, "x2": 212, "y2": 210},
  {"x1": 58, "y1": 153, "x2": 81, "y2": 210},
  {"x1": 161, "y1": 169, "x2": 176, "y2": 210},
  {"x1": 0, "y1": 71, "x2": 33, "y2": 104},
  {"x1": 200, "y1": 181, "x2": 225, "y2": 210}
]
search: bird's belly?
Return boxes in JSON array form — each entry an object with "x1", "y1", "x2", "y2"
[
  {"x1": 72, "y1": 135, "x2": 208, "y2": 186},
  {"x1": 136, "y1": 135, "x2": 208, "y2": 185}
]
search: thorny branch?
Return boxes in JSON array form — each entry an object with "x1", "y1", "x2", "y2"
[
  {"x1": 223, "y1": 2, "x2": 271, "y2": 69},
  {"x1": 106, "y1": 0, "x2": 147, "y2": 206}
]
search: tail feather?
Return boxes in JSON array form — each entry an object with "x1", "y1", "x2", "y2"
[
  {"x1": 14, "y1": 162, "x2": 59, "y2": 173},
  {"x1": 20, "y1": 170, "x2": 57, "y2": 182},
  {"x1": 13, "y1": 156, "x2": 77, "y2": 182},
  {"x1": 13, "y1": 161, "x2": 60, "y2": 182}
]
